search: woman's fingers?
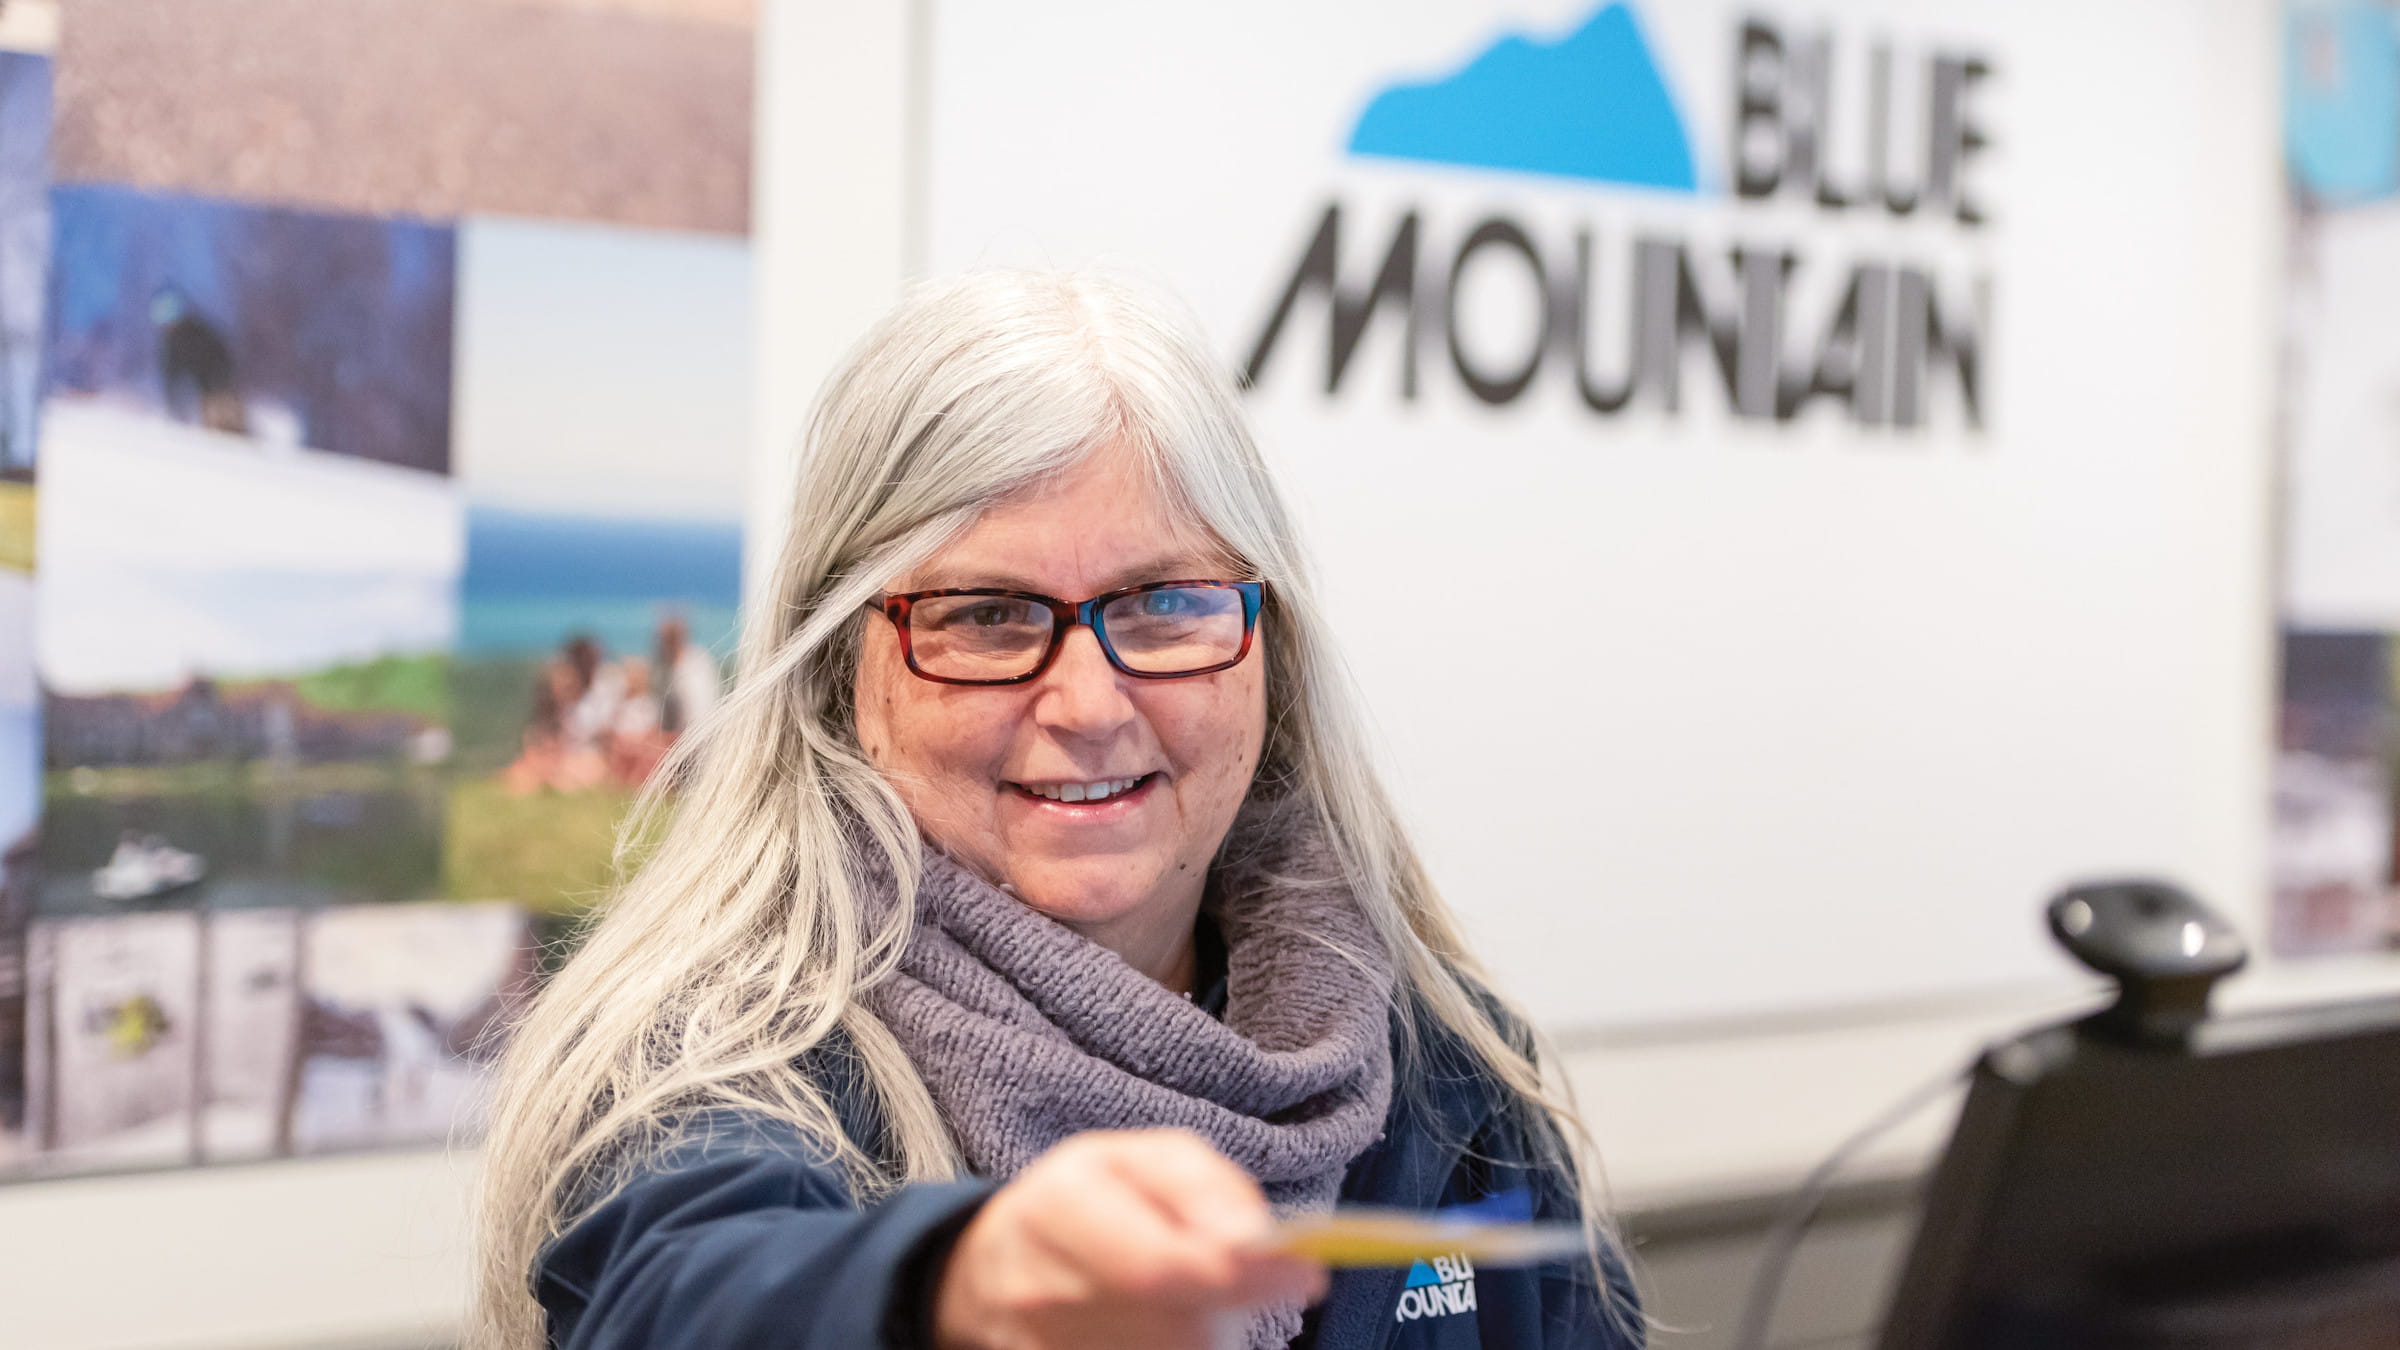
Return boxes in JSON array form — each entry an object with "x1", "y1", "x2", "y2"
[
  {"x1": 1021, "y1": 1139, "x2": 1237, "y2": 1304},
  {"x1": 1101, "y1": 1129, "x2": 1271, "y2": 1244},
  {"x1": 1094, "y1": 1132, "x2": 1329, "y2": 1307},
  {"x1": 931, "y1": 1130, "x2": 1331, "y2": 1350},
  {"x1": 1093, "y1": 1131, "x2": 1328, "y2": 1307}
]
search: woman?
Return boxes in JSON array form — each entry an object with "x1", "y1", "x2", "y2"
[{"x1": 475, "y1": 271, "x2": 1642, "y2": 1350}]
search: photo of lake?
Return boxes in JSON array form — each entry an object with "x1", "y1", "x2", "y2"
[
  {"x1": 37, "y1": 764, "x2": 444, "y2": 919},
  {"x1": 35, "y1": 401, "x2": 460, "y2": 929}
]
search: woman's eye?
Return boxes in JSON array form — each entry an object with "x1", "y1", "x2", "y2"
[
  {"x1": 966, "y1": 603, "x2": 1011, "y2": 627},
  {"x1": 1141, "y1": 591, "x2": 1188, "y2": 616}
]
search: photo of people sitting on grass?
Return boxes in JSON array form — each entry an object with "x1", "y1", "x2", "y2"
[{"x1": 500, "y1": 617, "x2": 719, "y2": 797}]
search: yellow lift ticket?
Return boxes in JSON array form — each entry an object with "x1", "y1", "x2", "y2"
[{"x1": 1265, "y1": 1208, "x2": 1590, "y2": 1269}]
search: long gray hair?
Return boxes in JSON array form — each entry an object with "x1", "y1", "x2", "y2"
[{"x1": 472, "y1": 269, "x2": 1629, "y2": 1349}]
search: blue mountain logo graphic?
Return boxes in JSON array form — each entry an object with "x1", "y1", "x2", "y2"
[
  {"x1": 1346, "y1": 2, "x2": 1699, "y2": 193},
  {"x1": 1405, "y1": 1259, "x2": 1443, "y2": 1289}
]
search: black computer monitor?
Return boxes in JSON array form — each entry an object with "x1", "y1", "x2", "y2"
[{"x1": 1880, "y1": 990, "x2": 2400, "y2": 1349}]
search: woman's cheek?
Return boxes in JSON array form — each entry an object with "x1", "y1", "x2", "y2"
[
  {"x1": 1171, "y1": 681, "x2": 1264, "y2": 819},
  {"x1": 908, "y1": 704, "x2": 979, "y2": 791}
]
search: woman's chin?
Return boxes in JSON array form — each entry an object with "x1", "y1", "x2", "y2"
[{"x1": 1001, "y1": 858, "x2": 1181, "y2": 932}]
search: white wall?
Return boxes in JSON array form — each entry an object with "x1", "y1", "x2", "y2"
[
  {"x1": 0, "y1": 1149, "x2": 476, "y2": 1350},
  {"x1": 745, "y1": 0, "x2": 924, "y2": 592},
  {"x1": 911, "y1": 0, "x2": 2291, "y2": 1030}
]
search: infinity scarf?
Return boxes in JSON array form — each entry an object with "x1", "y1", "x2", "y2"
[{"x1": 860, "y1": 799, "x2": 1397, "y2": 1349}]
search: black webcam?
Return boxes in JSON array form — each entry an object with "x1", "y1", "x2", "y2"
[{"x1": 2045, "y1": 879, "x2": 2248, "y2": 1046}]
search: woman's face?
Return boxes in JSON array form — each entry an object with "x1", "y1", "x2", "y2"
[{"x1": 854, "y1": 446, "x2": 1266, "y2": 939}]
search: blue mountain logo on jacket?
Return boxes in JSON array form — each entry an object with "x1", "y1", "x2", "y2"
[
  {"x1": 1347, "y1": 2, "x2": 1701, "y2": 193},
  {"x1": 1395, "y1": 1250, "x2": 1478, "y2": 1321}
]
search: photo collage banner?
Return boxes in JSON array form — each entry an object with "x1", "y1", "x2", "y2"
[
  {"x1": 2278, "y1": 0, "x2": 2400, "y2": 958},
  {"x1": 0, "y1": 0, "x2": 756, "y2": 1178}
]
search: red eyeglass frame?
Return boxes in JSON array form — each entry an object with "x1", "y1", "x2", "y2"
[{"x1": 863, "y1": 578, "x2": 1266, "y2": 686}]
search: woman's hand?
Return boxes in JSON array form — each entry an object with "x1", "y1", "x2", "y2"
[{"x1": 930, "y1": 1129, "x2": 1328, "y2": 1350}]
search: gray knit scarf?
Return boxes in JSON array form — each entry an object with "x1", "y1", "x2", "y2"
[{"x1": 860, "y1": 799, "x2": 1397, "y2": 1349}]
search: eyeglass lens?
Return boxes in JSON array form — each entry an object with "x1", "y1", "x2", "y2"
[{"x1": 905, "y1": 585, "x2": 1248, "y2": 680}]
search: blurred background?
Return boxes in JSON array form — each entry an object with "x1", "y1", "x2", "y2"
[{"x1": 0, "y1": 0, "x2": 2393, "y2": 1346}]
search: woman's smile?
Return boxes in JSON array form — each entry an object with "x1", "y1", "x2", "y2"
[{"x1": 1006, "y1": 771, "x2": 1160, "y2": 808}]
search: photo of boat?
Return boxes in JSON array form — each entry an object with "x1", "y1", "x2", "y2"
[{"x1": 88, "y1": 833, "x2": 205, "y2": 904}]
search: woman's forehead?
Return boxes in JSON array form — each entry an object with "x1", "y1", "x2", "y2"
[
  {"x1": 902, "y1": 530, "x2": 1232, "y2": 594},
  {"x1": 904, "y1": 552, "x2": 1223, "y2": 595},
  {"x1": 896, "y1": 448, "x2": 1234, "y2": 593}
]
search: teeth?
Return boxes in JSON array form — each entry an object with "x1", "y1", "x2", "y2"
[{"x1": 1021, "y1": 776, "x2": 1143, "y2": 803}]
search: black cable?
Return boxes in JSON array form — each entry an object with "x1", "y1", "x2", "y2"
[{"x1": 1729, "y1": 1062, "x2": 1971, "y2": 1350}]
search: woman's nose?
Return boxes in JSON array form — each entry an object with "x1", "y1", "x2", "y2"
[{"x1": 1032, "y1": 625, "x2": 1139, "y2": 736}]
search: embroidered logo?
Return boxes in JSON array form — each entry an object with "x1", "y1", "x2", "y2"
[{"x1": 1394, "y1": 1251, "x2": 1478, "y2": 1322}]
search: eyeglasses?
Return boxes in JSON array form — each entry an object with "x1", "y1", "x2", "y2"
[{"x1": 865, "y1": 579, "x2": 1265, "y2": 686}]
